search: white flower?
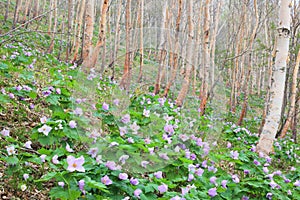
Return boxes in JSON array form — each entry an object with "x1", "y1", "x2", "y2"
[
  {"x1": 20, "y1": 184, "x2": 27, "y2": 191},
  {"x1": 24, "y1": 141, "x2": 32, "y2": 149},
  {"x1": 66, "y1": 143, "x2": 74, "y2": 152},
  {"x1": 143, "y1": 109, "x2": 150, "y2": 117},
  {"x1": 1, "y1": 128, "x2": 10, "y2": 137},
  {"x1": 52, "y1": 155, "x2": 59, "y2": 164},
  {"x1": 38, "y1": 124, "x2": 52, "y2": 136},
  {"x1": 7, "y1": 146, "x2": 15, "y2": 155},
  {"x1": 40, "y1": 116, "x2": 47, "y2": 124}
]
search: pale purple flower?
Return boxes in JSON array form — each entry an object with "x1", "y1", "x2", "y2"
[
  {"x1": 164, "y1": 124, "x2": 174, "y2": 134},
  {"x1": 38, "y1": 124, "x2": 52, "y2": 136},
  {"x1": 221, "y1": 180, "x2": 228, "y2": 189},
  {"x1": 232, "y1": 174, "x2": 240, "y2": 183},
  {"x1": 144, "y1": 138, "x2": 151, "y2": 144},
  {"x1": 15, "y1": 85, "x2": 22, "y2": 91},
  {"x1": 102, "y1": 102, "x2": 109, "y2": 111},
  {"x1": 273, "y1": 170, "x2": 282, "y2": 176},
  {"x1": 121, "y1": 114, "x2": 131, "y2": 124},
  {"x1": 158, "y1": 184, "x2": 168, "y2": 193},
  {"x1": 127, "y1": 137, "x2": 134, "y2": 143},
  {"x1": 154, "y1": 171, "x2": 163, "y2": 179},
  {"x1": 130, "y1": 121, "x2": 140, "y2": 134},
  {"x1": 179, "y1": 134, "x2": 189, "y2": 142},
  {"x1": 210, "y1": 176, "x2": 217, "y2": 185},
  {"x1": 294, "y1": 180, "x2": 300, "y2": 187},
  {"x1": 171, "y1": 196, "x2": 181, "y2": 200},
  {"x1": 101, "y1": 175, "x2": 113, "y2": 185},
  {"x1": 113, "y1": 99, "x2": 120, "y2": 106},
  {"x1": 69, "y1": 120, "x2": 77, "y2": 128},
  {"x1": 244, "y1": 170, "x2": 250, "y2": 175},
  {"x1": 148, "y1": 147, "x2": 154, "y2": 155},
  {"x1": 242, "y1": 196, "x2": 249, "y2": 200},
  {"x1": 263, "y1": 167, "x2": 269, "y2": 173},
  {"x1": 23, "y1": 174, "x2": 29, "y2": 180},
  {"x1": 195, "y1": 168, "x2": 204, "y2": 176},
  {"x1": 266, "y1": 192, "x2": 272, "y2": 199},
  {"x1": 42, "y1": 90, "x2": 51, "y2": 97},
  {"x1": 269, "y1": 180, "x2": 278, "y2": 189},
  {"x1": 230, "y1": 150, "x2": 239, "y2": 160},
  {"x1": 202, "y1": 160, "x2": 208, "y2": 168},
  {"x1": 1, "y1": 128, "x2": 10, "y2": 137},
  {"x1": 96, "y1": 155, "x2": 103, "y2": 164},
  {"x1": 208, "y1": 187, "x2": 217, "y2": 197},
  {"x1": 119, "y1": 155, "x2": 129, "y2": 165},
  {"x1": 9, "y1": 93, "x2": 15, "y2": 99},
  {"x1": 87, "y1": 147, "x2": 98, "y2": 158},
  {"x1": 188, "y1": 174, "x2": 194, "y2": 182},
  {"x1": 56, "y1": 88, "x2": 61, "y2": 94},
  {"x1": 106, "y1": 161, "x2": 120, "y2": 170},
  {"x1": 40, "y1": 154, "x2": 46, "y2": 162},
  {"x1": 74, "y1": 107, "x2": 83, "y2": 115},
  {"x1": 58, "y1": 182, "x2": 64, "y2": 187},
  {"x1": 119, "y1": 173, "x2": 128, "y2": 180},
  {"x1": 208, "y1": 165, "x2": 217, "y2": 173},
  {"x1": 40, "y1": 116, "x2": 47, "y2": 124},
  {"x1": 159, "y1": 153, "x2": 170, "y2": 160},
  {"x1": 119, "y1": 127, "x2": 127, "y2": 136},
  {"x1": 66, "y1": 155, "x2": 85, "y2": 172},
  {"x1": 20, "y1": 184, "x2": 27, "y2": 191},
  {"x1": 134, "y1": 189, "x2": 142, "y2": 198},
  {"x1": 66, "y1": 143, "x2": 74, "y2": 152},
  {"x1": 143, "y1": 109, "x2": 150, "y2": 117},
  {"x1": 130, "y1": 177, "x2": 139, "y2": 185},
  {"x1": 253, "y1": 159, "x2": 260, "y2": 166},
  {"x1": 287, "y1": 190, "x2": 292, "y2": 195},
  {"x1": 24, "y1": 141, "x2": 32, "y2": 149},
  {"x1": 290, "y1": 166, "x2": 296, "y2": 171},
  {"x1": 52, "y1": 155, "x2": 59, "y2": 164},
  {"x1": 78, "y1": 180, "x2": 85, "y2": 192},
  {"x1": 188, "y1": 164, "x2": 196, "y2": 173},
  {"x1": 227, "y1": 142, "x2": 232, "y2": 148},
  {"x1": 141, "y1": 161, "x2": 149, "y2": 168}
]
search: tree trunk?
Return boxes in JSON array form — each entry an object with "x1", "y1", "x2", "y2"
[
  {"x1": 84, "y1": 0, "x2": 108, "y2": 69},
  {"x1": 175, "y1": 0, "x2": 194, "y2": 106},
  {"x1": 47, "y1": 0, "x2": 53, "y2": 34},
  {"x1": 154, "y1": 2, "x2": 168, "y2": 95},
  {"x1": 72, "y1": 0, "x2": 86, "y2": 62},
  {"x1": 120, "y1": 0, "x2": 132, "y2": 90},
  {"x1": 137, "y1": 0, "x2": 144, "y2": 82},
  {"x1": 47, "y1": 0, "x2": 57, "y2": 54},
  {"x1": 66, "y1": 0, "x2": 73, "y2": 62},
  {"x1": 199, "y1": 0, "x2": 211, "y2": 115},
  {"x1": 257, "y1": 0, "x2": 291, "y2": 155},
  {"x1": 280, "y1": 49, "x2": 300, "y2": 138},
  {"x1": 238, "y1": 0, "x2": 259, "y2": 125},
  {"x1": 4, "y1": 0, "x2": 11, "y2": 23},
  {"x1": 111, "y1": 0, "x2": 122, "y2": 80},
  {"x1": 33, "y1": 0, "x2": 40, "y2": 18},
  {"x1": 163, "y1": 0, "x2": 183, "y2": 97},
  {"x1": 81, "y1": 0, "x2": 95, "y2": 63}
]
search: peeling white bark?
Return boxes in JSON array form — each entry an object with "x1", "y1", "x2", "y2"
[{"x1": 257, "y1": 0, "x2": 291, "y2": 155}]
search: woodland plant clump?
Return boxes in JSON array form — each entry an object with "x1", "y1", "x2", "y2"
[{"x1": 0, "y1": 42, "x2": 299, "y2": 200}]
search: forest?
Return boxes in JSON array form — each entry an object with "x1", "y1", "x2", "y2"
[{"x1": 0, "y1": 0, "x2": 299, "y2": 199}]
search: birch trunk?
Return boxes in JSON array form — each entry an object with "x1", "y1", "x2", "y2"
[
  {"x1": 163, "y1": 0, "x2": 183, "y2": 97},
  {"x1": 257, "y1": 0, "x2": 291, "y2": 155},
  {"x1": 176, "y1": 0, "x2": 194, "y2": 106},
  {"x1": 47, "y1": 0, "x2": 57, "y2": 53},
  {"x1": 86, "y1": 0, "x2": 109, "y2": 69},
  {"x1": 154, "y1": 2, "x2": 168, "y2": 95},
  {"x1": 82, "y1": 0, "x2": 95, "y2": 62},
  {"x1": 238, "y1": 0, "x2": 259, "y2": 125},
  {"x1": 199, "y1": 0, "x2": 211, "y2": 115},
  {"x1": 280, "y1": 49, "x2": 300, "y2": 138},
  {"x1": 72, "y1": 0, "x2": 86, "y2": 62},
  {"x1": 120, "y1": 0, "x2": 132, "y2": 90}
]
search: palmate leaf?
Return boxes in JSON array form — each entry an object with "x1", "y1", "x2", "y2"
[{"x1": 86, "y1": 179, "x2": 110, "y2": 193}]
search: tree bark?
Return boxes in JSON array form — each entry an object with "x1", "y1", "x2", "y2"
[
  {"x1": 175, "y1": 0, "x2": 194, "y2": 106},
  {"x1": 280, "y1": 49, "x2": 300, "y2": 138},
  {"x1": 199, "y1": 0, "x2": 211, "y2": 115},
  {"x1": 120, "y1": 0, "x2": 132, "y2": 90},
  {"x1": 257, "y1": 0, "x2": 291, "y2": 155},
  {"x1": 163, "y1": 0, "x2": 183, "y2": 97}
]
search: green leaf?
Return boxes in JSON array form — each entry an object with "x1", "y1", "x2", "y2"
[
  {"x1": 35, "y1": 172, "x2": 58, "y2": 182},
  {"x1": 28, "y1": 91, "x2": 37, "y2": 99},
  {"x1": 86, "y1": 179, "x2": 110, "y2": 193},
  {"x1": 5, "y1": 156, "x2": 19, "y2": 165},
  {"x1": 0, "y1": 62, "x2": 8, "y2": 70},
  {"x1": 0, "y1": 94, "x2": 10, "y2": 103}
]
